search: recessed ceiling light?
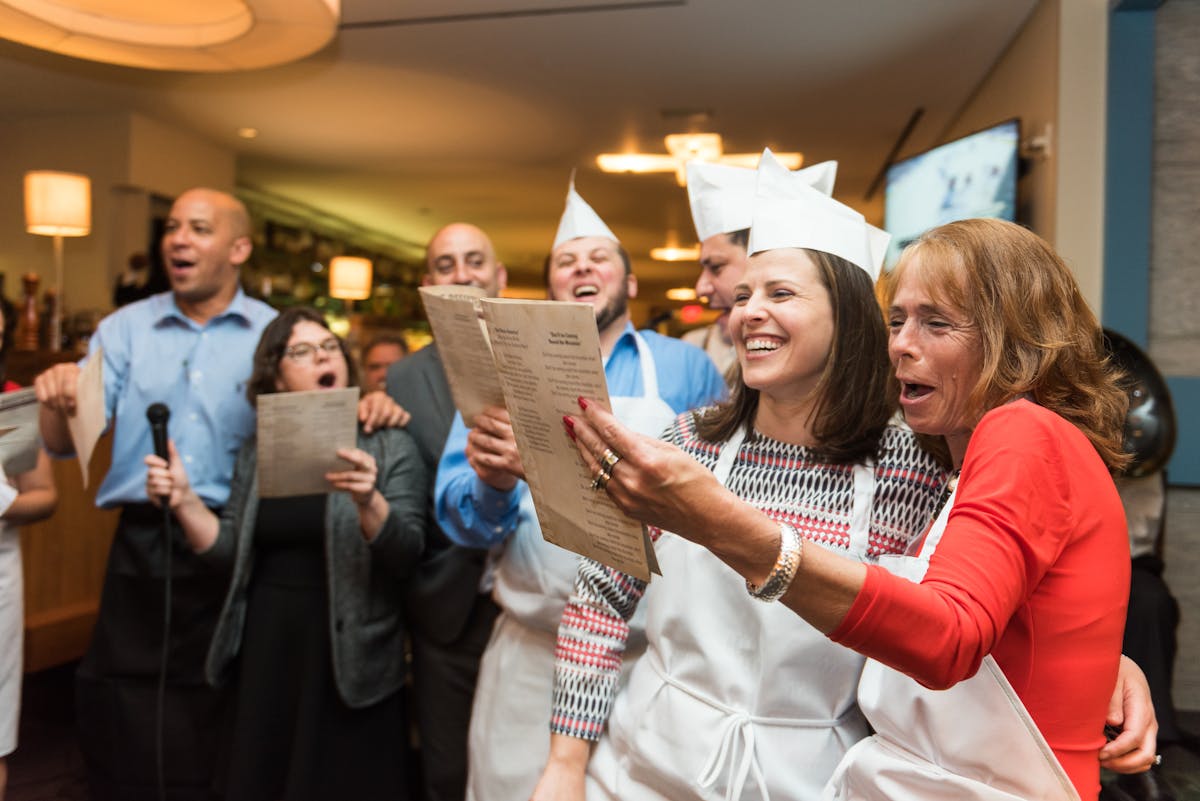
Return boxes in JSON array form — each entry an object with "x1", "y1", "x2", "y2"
[
  {"x1": 651, "y1": 246, "x2": 700, "y2": 262},
  {"x1": 237, "y1": 127, "x2": 259, "y2": 139}
]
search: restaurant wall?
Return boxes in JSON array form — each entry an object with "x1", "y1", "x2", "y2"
[{"x1": 0, "y1": 112, "x2": 233, "y2": 326}]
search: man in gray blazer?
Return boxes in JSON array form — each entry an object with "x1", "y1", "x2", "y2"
[{"x1": 386, "y1": 222, "x2": 507, "y2": 801}]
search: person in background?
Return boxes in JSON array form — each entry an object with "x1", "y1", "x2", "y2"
[
  {"x1": 34, "y1": 187, "x2": 407, "y2": 801},
  {"x1": 145, "y1": 307, "x2": 426, "y2": 801},
  {"x1": 680, "y1": 158, "x2": 837, "y2": 381},
  {"x1": 0, "y1": 296, "x2": 58, "y2": 801},
  {"x1": 435, "y1": 180, "x2": 725, "y2": 801},
  {"x1": 385, "y1": 222, "x2": 507, "y2": 801},
  {"x1": 113, "y1": 252, "x2": 154, "y2": 308},
  {"x1": 567, "y1": 204, "x2": 1146, "y2": 800},
  {"x1": 362, "y1": 334, "x2": 409, "y2": 393}
]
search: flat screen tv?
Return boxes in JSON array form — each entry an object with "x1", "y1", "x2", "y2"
[{"x1": 884, "y1": 118, "x2": 1020, "y2": 268}]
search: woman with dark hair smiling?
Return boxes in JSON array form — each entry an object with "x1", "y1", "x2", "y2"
[
  {"x1": 146, "y1": 306, "x2": 426, "y2": 801},
  {"x1": 532, "y1": 152, "x2": 948, "y2": 801}
]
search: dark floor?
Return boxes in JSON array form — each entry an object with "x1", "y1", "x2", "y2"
[{"x1": 6, "y1": 661, "x2": 1200, "y2": 800}]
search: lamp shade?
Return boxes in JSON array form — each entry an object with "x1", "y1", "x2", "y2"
[
  {"x1": 329, "y1": 256, "x2": 372, "y2": 300},
  {"x1": 25, "y1": 171, "x2": 91, "y2": 237}
]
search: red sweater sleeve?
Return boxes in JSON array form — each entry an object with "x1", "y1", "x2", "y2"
[{"x1": 830, "y1": 401, "x2": 1128, "y2": 798}]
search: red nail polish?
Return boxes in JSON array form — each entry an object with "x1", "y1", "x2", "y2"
[
  {"x1": 562, "y1": 416, "x2": 576, "y2": 440},
  {"x1": 577, "y1": 397, "x2": 589, "y2": 410}
]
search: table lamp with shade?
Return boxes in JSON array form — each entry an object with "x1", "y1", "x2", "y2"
[
  {"x1": 328, "y1": 255, "x2": 372, "y2": 350},
  {"x1": 24, "y1": 170, "x2": 92, "y2": 352},
  {"x1": 328, "y1": 256, "x2": 373, "y2": 304}
]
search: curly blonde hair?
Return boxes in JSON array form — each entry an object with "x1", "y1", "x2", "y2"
[{"x1": 887, "y1": 218, "x2": 1129, "y2": 471}]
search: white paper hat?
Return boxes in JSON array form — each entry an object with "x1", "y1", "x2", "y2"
[
  {"x1": 748, "y1": 149, "x2": 889, "y2": 279},
  {"x1": 553, "y1": 175, "x2": 619, "y2": 249},
  {"x1": 687, "y1": 158, "x2": 838, "y2": 242}
]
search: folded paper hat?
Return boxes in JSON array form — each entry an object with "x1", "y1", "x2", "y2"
[
  {"x1": 553, "y1": 175, "x2": 619, "y2": 250},
  {"x1": 748, "y1": 149, "x2": 889, "y2": 279},
  {"x1": 687, "y1": 158, "x2": 838, "y2": 243}
]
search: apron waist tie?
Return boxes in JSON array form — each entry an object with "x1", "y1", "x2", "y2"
[{"x1": 649, "y1": 656, "x2": 853, "y2": 801}]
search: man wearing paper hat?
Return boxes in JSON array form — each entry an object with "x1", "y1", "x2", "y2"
[
  {"x1": 683, "y1": 157, "x2": 839, "y2": 378},
  {"x1": 434, "y1": 178, "x2": 725, "y2": 801},
  {"x1": 385, "y1": 221, "x2": 506, "y2": 801}
]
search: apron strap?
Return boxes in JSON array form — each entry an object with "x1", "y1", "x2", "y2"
[
  {"x1": 711, "y1": 426, "x2": 748, "y2": 487},
  {"x1": 697, "y1": 714, "x2": 771, "y2": 801},
  {"x1": 631, "y1": 331, "x2": 660, "y2": 400},
  {"x1": 846, "y1": 461, "x2": 875, "y2": 558},
  {"x1": 648, "y1": 654, "x2": 851, "y2": 801}
]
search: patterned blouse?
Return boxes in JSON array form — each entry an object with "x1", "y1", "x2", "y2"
[{"x1": 550, "y1": 410, "x2": 948, "y2": 740}]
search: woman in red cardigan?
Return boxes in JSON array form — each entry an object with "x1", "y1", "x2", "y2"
[{"x1": 566, "y1": 218, "x2": 1135, "y2": 801}]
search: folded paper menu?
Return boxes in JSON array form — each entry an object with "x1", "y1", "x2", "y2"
[
  {"x1": 67, "y1": 348, "x2": 108, "y2": 488},
  {"x1": 256, "y1": 387, "x2": 359, "y2": 498},
  {"x1": 417, "y1": 285, "x2": 506, "y2": 426},
  {"x1": 0, "y1": 387, "x2": 41, "y2": 477},
  {"x1": 482, "y1": 298, "x2": 660, "y2": 581},
  {"x1": 420, "y1": 288, "x2": 657, "y2": 581}
]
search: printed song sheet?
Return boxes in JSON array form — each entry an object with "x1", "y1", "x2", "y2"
[
  {"x1": 480, "y1": 298, "x2": 657, "y2": 582},
  {"x1": 418, "y1": 285, "x2": 506, "y2": 425},
  {"x1": 67, "y1": 348, "x2": 108, "y2": 488},
  {"x1": 256, "y1": 387, "x2": 359, "y2": 498},
  {"x1": 0, "y1": 387, "x2": 41, "y2": 476}
]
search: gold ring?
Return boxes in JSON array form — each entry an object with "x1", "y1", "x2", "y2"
[
  {"x1": 601, "y1": 448, "x2": 621, "y2": 471},
  {"x1": 590, "y1": 469, "x2": 612, "y2": 491}
]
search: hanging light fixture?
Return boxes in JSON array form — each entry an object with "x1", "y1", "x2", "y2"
[
  {"x1": 24, "y1": 170, "x2": 91, "y2": 351},
  {"x1": 0, "y1": 0, "x2": 339, "y2": 72},
  {"x1": 598, "y1": 133, "x2": 803, "y2": 186}
]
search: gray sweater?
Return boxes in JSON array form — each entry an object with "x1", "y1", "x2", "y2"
[{"x1": 201, "y1": 426, "x2": 427, "y2": 708}]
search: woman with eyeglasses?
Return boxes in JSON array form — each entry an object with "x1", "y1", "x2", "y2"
[{"x1": 145, "y1": 306, "x2": 426, "y2": 801}]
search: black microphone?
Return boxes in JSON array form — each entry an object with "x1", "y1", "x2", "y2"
[
  {"x1": 147, "y1": 403, "x2": 170, "y2": 460},
  {"x1": 145, "y1": 401, "x2": 173, "y2": 801}
]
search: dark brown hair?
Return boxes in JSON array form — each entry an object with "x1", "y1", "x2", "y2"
[
  {"x1": 696, "y1": 248, "x2": 895, "y2": 463},
  {"x1": 246, "y1": 306, "x2": 358, "y2": 405},
  {"x1": 725, "y1": 229, "x2": 749, "y2": 249},
  {"x1": 887, "y1": 218, "x2": 1129, "y2": 471}
]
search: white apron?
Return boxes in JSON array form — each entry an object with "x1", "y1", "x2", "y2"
[
  {"x1": 467, "y1": 332, "x2": 678, "y2": 801},
  {"x1": 822, "y1": 487, "x2": 1081, "y2": 801},
  {"x1": 0, "y1": 468, "x2": 22, "y2": 757},
  {"x1": 587, "y1": 427, "x2": 878, "y2": 801}
]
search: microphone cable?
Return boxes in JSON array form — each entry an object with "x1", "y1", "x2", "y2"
[{"x1": 146, "y1": 402, "x2": 172, "y2": 801}]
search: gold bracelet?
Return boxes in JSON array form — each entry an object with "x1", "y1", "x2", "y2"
[{"x1": 745, "y1": 523, "x2": 803, "y2": 602}]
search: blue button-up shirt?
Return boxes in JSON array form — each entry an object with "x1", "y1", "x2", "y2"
[
  {"x1": 82, "y1": 289, "x2": 277, "y2": 508},
  {"x1": 434, "y1": 323, "x2": 726, "y2": 548}
]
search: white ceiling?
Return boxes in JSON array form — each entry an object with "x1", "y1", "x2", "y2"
[{"x1": 0, "y1": 0, "x2": 1039, "y2": 292}]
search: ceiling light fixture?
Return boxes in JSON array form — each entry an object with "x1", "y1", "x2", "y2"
[
  {"x1": 650, "y1": 246, "x2": 700, "y2": 262},
  {"x1": 598, "y1": 133, "x2": 803, "y2": 186},
  {"x1": 665, "y1": 287, "x2": 698, "y2": 301},
  {"x1": 0, "y1": 0, "x2": 340, "y2": 72},
  {"x1": 237, "y1": 127, "x2": 259, "y2": 140}
]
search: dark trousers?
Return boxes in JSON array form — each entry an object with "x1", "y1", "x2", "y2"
[
  {"x1": 76, "y1": 504, "x2": 229, "y2": 801},
  {"x1": 409, "y1": 592, "x2": 500, "y2": 801},
  {"x1": 1123, "y1": 555, "x2": 1182, "y2": 744}
]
